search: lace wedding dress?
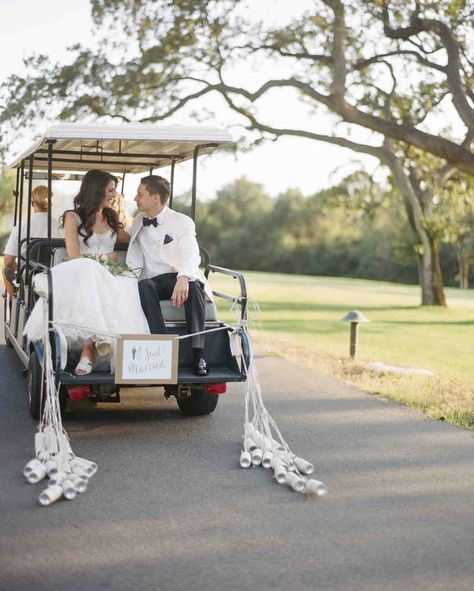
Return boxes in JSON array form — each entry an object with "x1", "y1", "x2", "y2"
[{"x1": 24, "y1": 224, "x2": 150, "y2": 351}]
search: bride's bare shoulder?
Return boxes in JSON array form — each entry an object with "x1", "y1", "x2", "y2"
[{"x1": 63, "y1": 210, "x2": 81, "y2": 226}]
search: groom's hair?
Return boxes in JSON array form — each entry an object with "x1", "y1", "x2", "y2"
[{"x1": 141, "y1": 175, "x2": 170, "y2": 205}]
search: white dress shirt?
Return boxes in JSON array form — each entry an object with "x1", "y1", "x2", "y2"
[
  {"x1": 126, "y1": 207, "x2": 213, "y2": 300},
  {"x1": 137, "y1": 207, "x2": 178, "y2": 279},
  {"x1": 3, "y1": 212, "x2": 61, "y2": 257}
]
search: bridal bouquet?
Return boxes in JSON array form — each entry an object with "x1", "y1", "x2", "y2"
[{"x1": 83, "y1": 254, "x2": 136, "y2": 277}]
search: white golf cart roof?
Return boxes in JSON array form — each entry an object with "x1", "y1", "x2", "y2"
[{"x1": 9, "y1": 123, "x2": 234, "y2": 173}]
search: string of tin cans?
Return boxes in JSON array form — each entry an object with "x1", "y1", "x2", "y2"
[
  {"x1": 22, "y1": 303, "x2": 97, "y2": 506},
  {"x1": 239, "y1": 329, "x2": 327, "y2": 497}
]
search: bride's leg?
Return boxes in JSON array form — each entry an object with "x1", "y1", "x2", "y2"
[{"x1": 75, "y1": 341, "x2": 95, "y2": 375}]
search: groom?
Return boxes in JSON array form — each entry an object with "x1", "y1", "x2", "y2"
[{"x1": 126, "y1": 175, "x2": 212, "y2": 376}]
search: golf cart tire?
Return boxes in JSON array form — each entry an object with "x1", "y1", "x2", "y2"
[
  {"x1": 3, "y1": 298, "x2": 13, "y2": 348},
  {"x1": 176, "y1": 386, "x2": 219, "y2": 416},
  {"x1": 4, "y1": 324, "x2": 13, "y2": 348},
  {"x1": 28, "y1": 349, "x2": 45, "y2": 420},
  {"x1": 28, "y1": 349, "x2": 67, "y2": 420}
]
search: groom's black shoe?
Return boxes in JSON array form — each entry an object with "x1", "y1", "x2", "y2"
[{"x1": 194, "y1": 357, "x2": 209, "y2": 376}]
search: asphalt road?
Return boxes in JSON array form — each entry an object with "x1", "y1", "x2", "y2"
[{"x1": 0, "y1": 339, "x2": 473, "y2": 591}]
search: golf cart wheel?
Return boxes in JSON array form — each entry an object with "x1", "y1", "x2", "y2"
[
  {"x1": 58, "y1": 385, "x2": 69, "y2": 416},
  {"x1": 28, "y1": 350, "x2": 67, "y2": 420},
  {"x1": 3, "y1": 296, "x2": 13, "y2": 348},
  {"x1": 28, "y1": 349, "x2": 46, "y2": 420},
  {"x1": 4, "y1": 322, "x2": 13, "y2": 348},
  {"x1": 176, "y1": 386, "x2": 219, "y2": 416}
]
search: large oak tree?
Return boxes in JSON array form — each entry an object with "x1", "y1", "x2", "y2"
[{"x1": 1, "y1": 0, "x2": 473, "y2": 304}]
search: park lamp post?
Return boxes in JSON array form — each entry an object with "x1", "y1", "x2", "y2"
[{"x1": 341, "y1": 310, "x2": 370, "y2": 359}]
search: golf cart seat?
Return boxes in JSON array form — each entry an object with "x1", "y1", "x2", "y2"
[{"x1": 159, "y1": 299, "x2": 218, "y2": 323}]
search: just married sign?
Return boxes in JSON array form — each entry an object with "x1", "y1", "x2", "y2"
[{"x1": 115, "y1": 335, "x2": 179, "y2": 384}]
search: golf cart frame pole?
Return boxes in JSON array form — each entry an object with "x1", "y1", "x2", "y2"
[
  {"x1": 13, "y1": 167, "x2": 20, "y2": 224},
  {"x1": 47, "y1": 140, "x2": 55, "y2": 242},
  {"x1": 36, "y1": 149, "x2": 178, "y2": 159},
  {"x1": 23, "y1": 155, "x2": 34, "y2": 301},
  {"x1": 16, "y1": 160, "x2": 25, "y2": 288},
  {"x1": 26, "y1": 155, "x2": 33, "y2": 242},
  {"x1": 191, "y1": 144, "x2": 218, "y2": 222},
  {"x1": 47, "y1": 141, "x2": 55, "y2": 324},
  {"x1": 169, "y1": 160, "x2": 176, "y2": 208},
  {"x1": 191, "y1": 147, "x2": 199, "y2": 221},
  {"x1": 34, "y1": 157, "x2": 162, "y2": 168}
]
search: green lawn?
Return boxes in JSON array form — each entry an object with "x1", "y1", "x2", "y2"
[{"x1": 211, "y1": 271, "x2": 474, "y2": 429}]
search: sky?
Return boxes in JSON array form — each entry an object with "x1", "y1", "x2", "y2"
[{"x1": 0, "y1": 0, "x2": 378, "y2": 204}]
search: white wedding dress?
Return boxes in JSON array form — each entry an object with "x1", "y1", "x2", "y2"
[{"x1": 24, "y1": 225, "x2": 150, "y2": 353}]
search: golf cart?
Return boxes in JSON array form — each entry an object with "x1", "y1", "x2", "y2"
[{"x1": 4, "y1": 123, "x2": 250, "y2": 419}]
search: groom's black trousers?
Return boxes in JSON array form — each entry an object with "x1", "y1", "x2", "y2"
[{"x1": 138, "y1": 273, "x2": 206, "y2": 349}]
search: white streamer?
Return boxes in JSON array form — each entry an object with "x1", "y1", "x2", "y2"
[
  {"x1": 23, "y1": 283, "x2": 327, "y2": 502},
  {"x1": 22, "y1": 299, "x2": 98, "y2": 506},
  {"x1": 238, "y1": 324, "x2": 327, "y2": 497}
]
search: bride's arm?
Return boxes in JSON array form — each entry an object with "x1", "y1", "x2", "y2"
[
  {"x1": 64, "y1": 212, "x2": 81, "y2": 259},
  {"x1": 106, "y1": 227, "x2": 130, "y2": 261},
  {"x1": 116, "y1": 227, "x2": 130, "y2": 243}
]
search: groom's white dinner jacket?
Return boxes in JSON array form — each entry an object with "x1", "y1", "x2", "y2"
[{"x1": 126, "y1": 206, "x2": 213, "y2": 301}]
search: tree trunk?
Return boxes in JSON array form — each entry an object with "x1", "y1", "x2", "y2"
[
  {"x1": 383, "y1": 145, "x2": 447, "y2": 306},
  {"x1": 462, "y1": 261, "x2": 469, "y2": 289},
  {"x1": 457, "y1": 252, "x2": 470, "y2": 289},
  {"x1": 416, "y1": 237, "x2": 446, "y2": 305}
]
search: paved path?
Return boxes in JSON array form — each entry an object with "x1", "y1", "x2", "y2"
[{"x1": 0, "y1": 339, "x2": 473, "y2": 591}]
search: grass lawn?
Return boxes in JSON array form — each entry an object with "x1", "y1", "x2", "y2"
[{"x1": 211, "y1": 270, "x2": 474, "y2": 430}]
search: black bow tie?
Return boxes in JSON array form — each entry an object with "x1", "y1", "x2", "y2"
[{"x1": 143, "y1": 217, "x2": 158, "y2": 228}]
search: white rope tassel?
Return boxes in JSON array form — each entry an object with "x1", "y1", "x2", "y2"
[
  {"x1": 239, "y1": 327, "x2": 327, "y2": 497},
  {"x1": 22, "y1": 300, "x2": 98, "y2": 506}
]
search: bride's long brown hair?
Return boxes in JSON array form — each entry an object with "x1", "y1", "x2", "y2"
[{"x1": 61, "y1": 170, "x2": 122, "y2": 244}]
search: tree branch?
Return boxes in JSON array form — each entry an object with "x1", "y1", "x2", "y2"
[
  {"x1": 218, "y1": 89, "x2": 388, "y2": 161},
  {"x1": 407, "y1": 37, "x2": 443, "y2": 55},
  {"x1": 383, "y1": 139, "x2": 428, "y2": 241},
  {"x1": 435, "y1": 163, "x2": 459, "y2": 188},
  {"x1": 382, "y1": 2, "x2": 423, "y2": 39},
  {"x1": 140, "y1": 75, "x2": 474, "y2": 174},
  {"x1": 354, "y1": 50, "x2": 446, "y2": 74},
  {"x1": 382, "y1": 5, "x2": 474, "y2": 132},
  {"x1": 408, "y1": 164, "x2": 430, "y2": 214},
  {"x1": 279, "y1": 80, "x2": 474, "y2": 174},
  {"x1": 419, "y1": 18, "x2": 474, "y2": 132},
  {"x1": 323, "y1": 0, "x2": 347, "y2": 100},
  {"x1": 137, "y1": 84, "x2": 218, "y2": 122},
  {"x1": 240, "y1": 43, "x2": 332, "y2": 64},
  {"x1": 412, "y1": 90, "x2": 450, "y2": 126}
]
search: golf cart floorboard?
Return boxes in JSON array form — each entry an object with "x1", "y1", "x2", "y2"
[{"x1": 59, "y1": 365, "x2": 246, "y2": 386}]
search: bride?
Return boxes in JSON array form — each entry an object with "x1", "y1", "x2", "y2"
[{"x1": 24, "y1": 169, "x2": 150, "y2": 375}]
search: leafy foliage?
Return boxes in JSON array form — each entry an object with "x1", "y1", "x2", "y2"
[
  {"x1": 1, "y1": 1, "x2": 473, "y2": 171},
  {"x1": 0, "y1": 167, "x2": 15, "y2": 218},
  {"x1": 1, "y1": 0, "x2": 473, "y2": 302},
  {"x1": 197, "y1": 175, "x2": 421, "y2": 284}
]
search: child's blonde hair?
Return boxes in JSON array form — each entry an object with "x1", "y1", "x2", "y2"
[{"x1": 31, "y1": 185, "x2": 50, "y2": 210}]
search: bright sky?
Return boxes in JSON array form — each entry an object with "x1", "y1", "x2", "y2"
[{"x1": 0, "y1": 0, "x2": 378, "y2": 202}]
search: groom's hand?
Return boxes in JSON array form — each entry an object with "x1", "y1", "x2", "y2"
[{"x1": 172, "y1": 276, "x2": 189, "y2": 307}]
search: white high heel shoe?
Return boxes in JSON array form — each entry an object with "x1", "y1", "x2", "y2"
[
  {"x1": 94, "y1": 337, "x2": 112, "y2": 357},
  {"x1": 75, "y1": 356, "x2": 93, "y2": 376}
]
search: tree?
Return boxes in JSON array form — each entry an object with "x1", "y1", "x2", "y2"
[
  {"x1": 197, "y1": 177, "x2": 274, "y2": 268},
  {"x1": 0, "y1": 167, "x2": 15, "y2": 218},
  {"x1": 436, "y1": 173, "x2": 474, "y2": 288},
  {"x1": 0, "y1": 167, "x2": 16, "y2": 252},
  {"x1": 1, "y1": 0, "x2": 473, "y2": 303},
  {"x1": 198, "y1": 172, "x2": 418, "y2": 283}
]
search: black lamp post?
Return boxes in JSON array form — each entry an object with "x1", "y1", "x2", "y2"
[{"x1": 341, "y1": 310, "x2": 369, "y2": 359}]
